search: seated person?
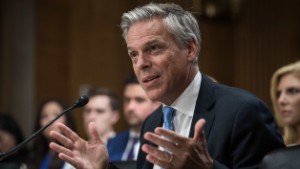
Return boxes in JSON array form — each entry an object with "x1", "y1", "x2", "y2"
[
  {"x1": 29, "y1": 98, "x2": 76, "y2": 169},
  {"x1": 108, "y1": 75, "x2": 161, "y2": 161},
  {"x1": 270, "y1": 61, "x2": 300, "y2": 145},
  {"x1": 83, "y1": 88, "x2": 120, "y2": 144},
  {"x1": 0, "y1": 114, "x2": 29, "y2": 168}
]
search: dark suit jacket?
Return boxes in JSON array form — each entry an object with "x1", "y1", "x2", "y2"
[
  {"x1": 107, "y1": 130, "x2": 130, "y2": 161},
  {"x1": 111, "y1": 74, "x2": 285, "y2": 169}
]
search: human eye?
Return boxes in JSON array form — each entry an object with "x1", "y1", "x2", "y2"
[
  {"x1": 96, "y1": 109, "x2": 105, "y2": 114},
  {"x1": 286, "y1": 87, "x2": 300, "y2": 95},
  {"x1": 136, "y1": 97, "x2": 146, "y2": 103},
  {"x1": 128, "y1": 51, "x2": 138, "y2": 59},
  {"x1": 148, "y1": 44, "x2": 161, "y2": 54},
  {"x1": 276, "y1": 90, "x2": 281, "y2": 98}
]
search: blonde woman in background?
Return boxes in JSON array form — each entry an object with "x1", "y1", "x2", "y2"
[{"x1": 271, "y1": 61, "x2": 300, "y2": 145}]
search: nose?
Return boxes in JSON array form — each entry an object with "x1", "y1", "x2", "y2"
[
  {"x1": 127, "y1": 100, "x2": 137, "y2": 111},
  {"x1": 136, "y1": 54, "x2": 151, "y2": 70},
  {"x1": 87, "y1": 111, "x2": 96, "y2": 121},
  {"x1": 278, "y1": 92, "x2": 288, "y2": 106}
]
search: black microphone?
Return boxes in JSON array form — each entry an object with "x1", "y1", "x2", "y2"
[{"x1": 0, "y1": 95, "x2": 89, "y2": 161}]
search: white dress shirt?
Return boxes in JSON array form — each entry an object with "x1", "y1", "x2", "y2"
[{"x1": 153, "y1": 71, "x2": 202, "y2": 169}]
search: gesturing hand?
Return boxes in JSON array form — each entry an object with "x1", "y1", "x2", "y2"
[
  {"x1": 142, "y1": 118, "x2": 213, "y2": 169},
  {"x1": 49, "y1": 122, "x2": 109, "y2": 169}
]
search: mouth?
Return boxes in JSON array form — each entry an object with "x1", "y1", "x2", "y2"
[
  {"x1": 142, "y1": 75, "x2": 160, "y2": 85},
  {"x1": 280, "y1": 110, "x2": 291, "y2": 117}
]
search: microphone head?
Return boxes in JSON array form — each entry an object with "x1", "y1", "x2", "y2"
[{"x1": 74, "y1": 96, "x2": 89, "y2": 108}]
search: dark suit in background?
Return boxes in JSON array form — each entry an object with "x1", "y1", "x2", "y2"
[
  {"x1": 137, "y1": 75, "x2": 285, "y2": 169},
  {"x1": 108, "y1": 130, "x2": 130, "y2": 161}
]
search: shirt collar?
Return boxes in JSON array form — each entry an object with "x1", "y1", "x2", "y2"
[
  {"x1": 165, "y1": 71, "x2": 201, "y2": 117},
  {"x1": 129, "y1": 129, "x2": 140, "y2": 138}
]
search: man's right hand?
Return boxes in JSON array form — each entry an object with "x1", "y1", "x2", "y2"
[{"x1": 49, "y1": 122, "x2": 109, "y2": 169}]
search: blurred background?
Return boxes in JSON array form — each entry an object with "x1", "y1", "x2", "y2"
[{"x1": 0, "y1": 0, "x2": 299, "y2": 138}]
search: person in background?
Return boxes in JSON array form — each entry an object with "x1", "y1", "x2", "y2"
[
  {"x1": 108, "y1": 75, "x2": 161, "y2": 161},
  {"x1": 30, "y1": 99, "x2": 76, "y2": 169},
  {"x1": 270, "y1": 60, "x2": 300, "y2": 145},
  {"x1": 49, "y1": 3, "x2": 285, "y2": 169},
  {"x1": 0, "y1": 114, "x2": 29, "y2": 169},
  {"x1": 83, "y1": 88, "x2": 120, "y2": 144}
]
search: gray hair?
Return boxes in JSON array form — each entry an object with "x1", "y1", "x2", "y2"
[{"x1": 120, "y1": 3, "x2": 201, "y2": 63}]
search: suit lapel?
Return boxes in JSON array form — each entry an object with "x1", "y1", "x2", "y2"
[
  {"x1": 142, "y1": 106, "x2": 163, "y2": 169},
  {"x1": 189, "y1": 75, "x2": 216, "y2": 139}
]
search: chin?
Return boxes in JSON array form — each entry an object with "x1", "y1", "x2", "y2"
[
  {"x1": 284, "y1": 120, "x2": 295, "y2": 126},
  {"x1": 146, "y1": 90, "x2": 163, "y2": 102}
]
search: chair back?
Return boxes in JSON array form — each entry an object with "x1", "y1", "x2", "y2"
[{"x1": 260, "y1": 144, "x2": 300, "y2": 169}]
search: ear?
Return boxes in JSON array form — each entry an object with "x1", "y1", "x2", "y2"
[
  {"x1": 186, "y1": 38, "x2": 198, "y2": 62},
  {"x1": 111, "y1": 111, "x2": 120, "y2": 125}
]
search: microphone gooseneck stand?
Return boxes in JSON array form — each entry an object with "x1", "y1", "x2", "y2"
[{"x1": 0, "y1": 96, "x2": 89, "y2": 161}]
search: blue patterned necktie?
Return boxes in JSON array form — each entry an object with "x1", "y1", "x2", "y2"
[
  {"x1": 163, "y1": 106, "x2": 175, "y2": 131},
  {"x1": 161, "y1": 106, "x2": 175, "y2": 169}
]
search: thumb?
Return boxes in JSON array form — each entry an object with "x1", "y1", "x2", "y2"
[
  {"x1": 193, "y1": 118, "x2": 206, "y2": 142},
  {"x1": 88, "y1": 122, "x2": 103, "y2": 144}
]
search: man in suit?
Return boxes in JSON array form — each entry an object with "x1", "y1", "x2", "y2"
[
  {"x1": 108, "y1": 75, "x2": 161, "y2": 161},
  {"x1": 49, "y1": 3, "x2": 285, "y2": 169},
  {"x1": 83, "y1": 88, "x2": 120, "y2": 144}
]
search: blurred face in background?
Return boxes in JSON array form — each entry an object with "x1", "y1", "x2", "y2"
[
  {"x1": 40, "y1": 101, "x2": 66, "y2": 140},
  {"x1": 123, "y1": 83, "x2": 161, "y2": 131},
  {"x1": 0, "y1": 129, "x2": 16, "y2": 152},
  {"x1": 277, "y1": 73, "x2": 300, "y2": 127},
  {"x1": 83, "y1": 95, "x2": 119, "y2": 140}
]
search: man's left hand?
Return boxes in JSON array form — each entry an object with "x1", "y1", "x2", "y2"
[{"x1": 142, "y1": 119, "x2": 213, "y2": 169}]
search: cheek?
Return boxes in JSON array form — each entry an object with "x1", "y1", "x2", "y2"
[
  {"x1": 293, "y1": 98, "x2": 300, "y2": 118},
  {"x1": 0, "y1": 137, "x2": 15, "y2": 151},
  {"x1": 295, "y1": 98, "x2": 300, "y2": 111},
  {"x1": 95, "y1": 114, "x2": 107, "y2": 122},
  {"x1": 96, "y1": 120, "x2": 109, "y2": 132},
  {"x1": 290, "y1": 96, "x2": 300, "y2": 113},
  {"x1": 56, "y1": 117, "x2": 66, "y2": 124},
  {"x1": 40, "y1": 119, "x2": 49, "y2": 127},
  {"x1": 138, "y1": 107, "x2": 152, "y2": 119}
]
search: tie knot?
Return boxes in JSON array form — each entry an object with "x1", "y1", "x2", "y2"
[{"x1": 163, "y1": 106, "x2": 175, "y2": 131}]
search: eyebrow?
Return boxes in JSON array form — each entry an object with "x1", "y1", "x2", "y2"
[{"x1": 127, "y1": 39, "x2": 162, "y2": 51}]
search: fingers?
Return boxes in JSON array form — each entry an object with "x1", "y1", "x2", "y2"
[
  {"x1": 56, "y1": 123, "x2": 80, "y2": 142},
  {"x1": 154, "y1": 127, "x2": 190, "y2": 146},
  {"x1": 49, "y1": 142, "x2": 73, "y2": 157},
  {"x1": 50, "y1": 130, "x2": 74, "y2": 149},
  {"x1": 89, "y1": 122, "x2": 104, "y2": 144},
  {"x1": 50, "y1": 142, "x2": 79, "y2": 168},
  {"x1": 143, "y1": 118, "x2": 212, "y2": 168},
  {"x1": 142, "y1": 144, "x2": 172, "y2": 162},
  {"x1": 144, "y1": 131, "x2": 179, "y2": 153},
  {"x1": 193, "y1": 119, "x2": 206, "y2": 142},
  {"x1": 143, "y1": 130, "x2": 183, "y2": 168},
  {"x1": 142, "y1": 144, "x2": 174, "y2": 168}
]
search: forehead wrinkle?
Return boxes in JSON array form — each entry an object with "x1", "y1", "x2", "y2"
[{"x1": 126, "y1": 19, "x2": 166, "y2": 49}]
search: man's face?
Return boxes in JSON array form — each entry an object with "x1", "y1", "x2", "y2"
[
  {"x1": 126, "y1": 18, "x2": 197, "y2": 105},
  {"x1": 83, "y1": 95, "x2": 118, "y2": 139},
  {"x1": 123, "y1": 84, "x2": 161, "y2": 129}
]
